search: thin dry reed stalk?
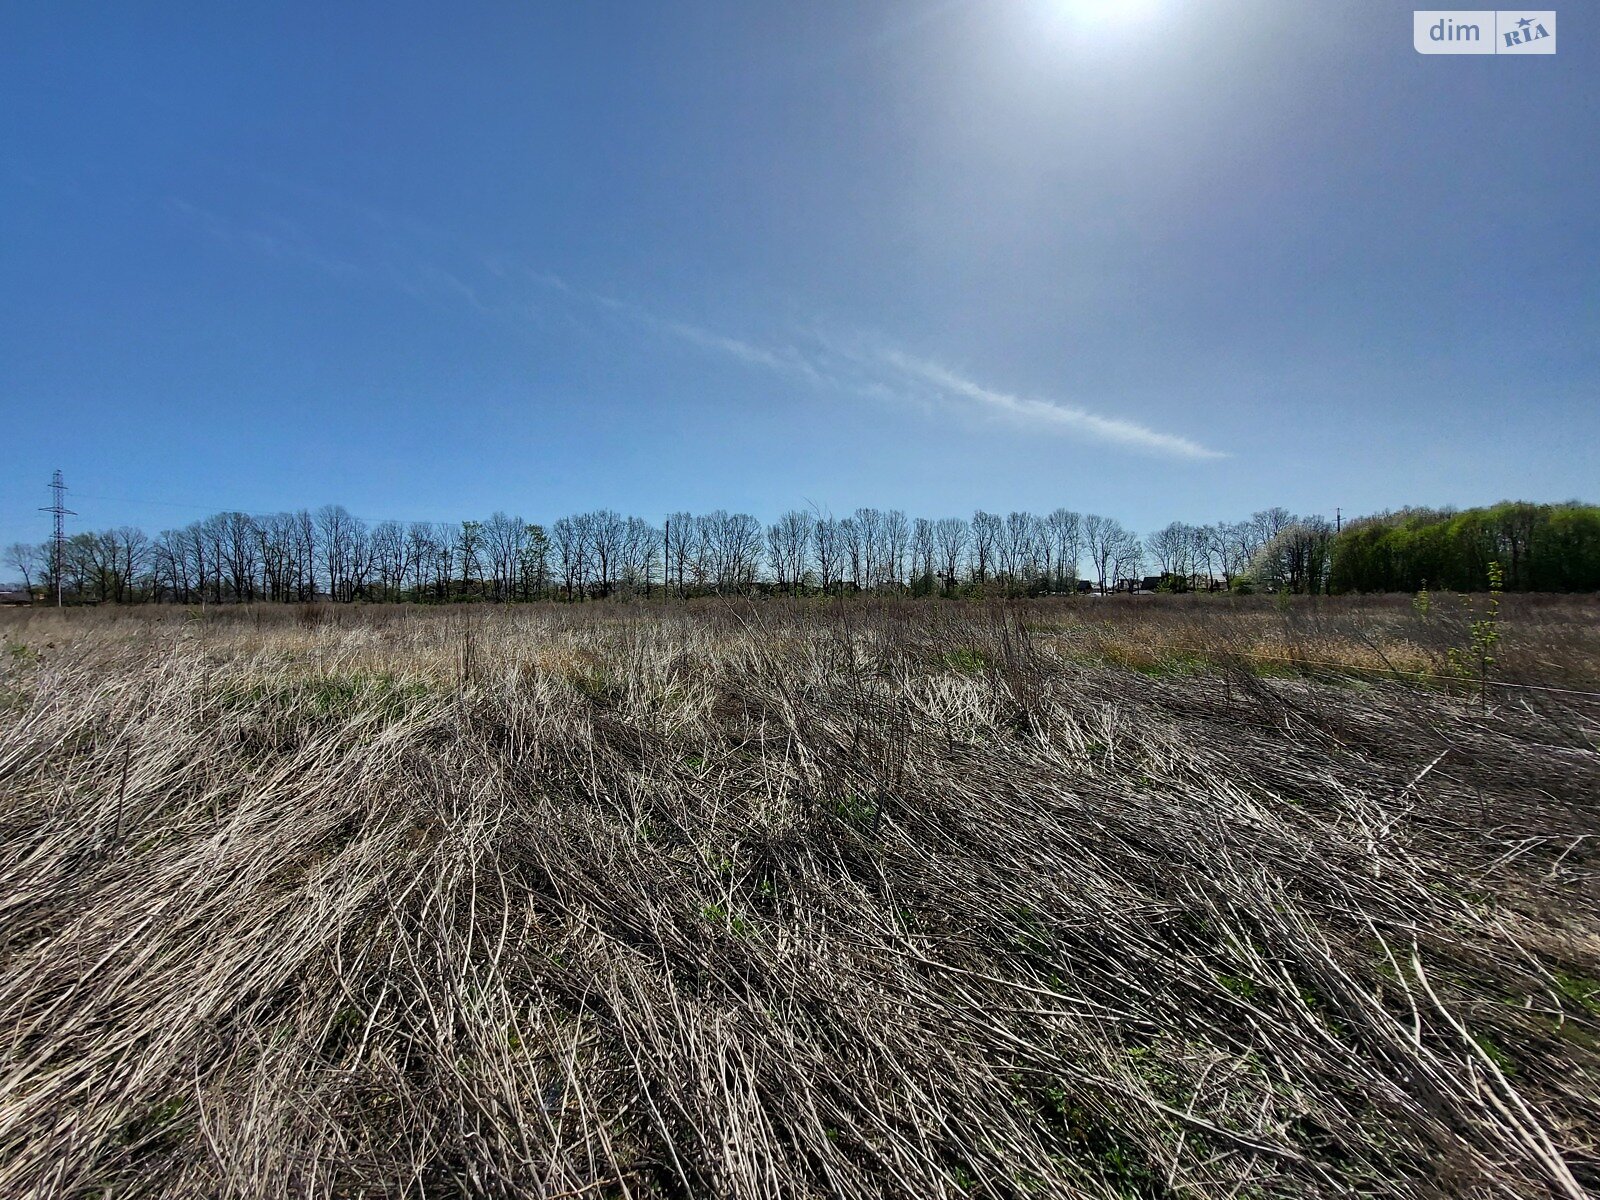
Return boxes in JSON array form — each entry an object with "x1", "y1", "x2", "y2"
[{"x1": 0, "y1": 598, "x2": 1597, "y2": 1198}]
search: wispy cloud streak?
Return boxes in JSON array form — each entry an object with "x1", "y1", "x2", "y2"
[
  {"x1": 168, "y1": 183, "x2": 1223, "y2": 461},
  {"x1": 876, "y1": 349, "x2": 1226, "y2": 460},
  {"x1": 561, "y1": 285, "x2": 1224, "y2": 460},
  {"x1": 580, "y1": 287, "x2": 826, "y2": 385}
]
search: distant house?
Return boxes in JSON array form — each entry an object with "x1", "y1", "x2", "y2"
[{"x1": 1138, "y1": 572, "x2": 1225, "y2": 593}]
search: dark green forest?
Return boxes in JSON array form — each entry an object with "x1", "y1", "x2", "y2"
[{"x1": 1329, "y1": 502, "x2": 1600, "y2": 593}]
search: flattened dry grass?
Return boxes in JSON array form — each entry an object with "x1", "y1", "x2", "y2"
[
  {"x1": 1, "y1": 597, "x2": 1597, "y2": 1199},
  {"x1": 1049, "y1": 591, "x2": 1600, "y2": 695}
]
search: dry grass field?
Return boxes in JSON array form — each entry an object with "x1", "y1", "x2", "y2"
[{"x1": 1, "y1": 595, "x2": 1597, "y2": 1199}]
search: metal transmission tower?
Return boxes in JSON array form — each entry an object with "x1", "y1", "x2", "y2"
[{"x1": 39, "y1": 470, "x2": 75, "y2": 607}]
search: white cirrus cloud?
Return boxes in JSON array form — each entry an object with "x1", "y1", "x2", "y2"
[{"x1": 876, "y1": 349, "x2": 1226, "y2": 460}]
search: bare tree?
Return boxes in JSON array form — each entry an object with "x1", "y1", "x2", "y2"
[
  {"x1": 219, "y1": 513, "x2": 259, "y2": 602},
  {"x1": 687, "y1": 515, "x2": 714, "y2": 592},
  {"x1": 768, "y1": 511, "x2": 814, "y2": 595},
  {"x1": 705, "y1": 511, "x2": 761, "y2": 592},
  {"x1": 852, "y1": 508, "x2": 885, "y2": 590},
  {"x1": 1246, "y1": 508, "x2": 1293, "y2": 563},
  {"x1": 970, "y1": 510, "x2": 1002, "y2": 583},
  {"x1": 431, "y1": 523, "x2": 460, "y2": 601},
  {"x1": 934, "y1": 517, "x2": 969, "y2": 592},
  {"x1": 179, "y1": 521, "x2": 211, "y2": 604},
  {"x1": 883, "y1": 509, "x2": 909, "y2": 589},
  {"x1": 316, "y1": 506, "x2": 357, "y2": 602},
  {"x1": 195, "y1": 514, "x2": 228, "y2": 603},
  {"x1": 290, "y1": 511, "x2": 317, "y2": 601},
  {"x1": 1083, "y1": 513, "x2": 1114, "y2": 594},
  {"x1": 520, "y1": 524, "x2": 552, "y2": 598},
  {"x1": 111, "y1": 527, "x2": 150, "y2": 603},
  {"x1": 404, "y1": 523, "x2": 436, "y2": 600},
  {"x1": 839, "y1": 517, "x2": 864, "y2": 590},
  {"x1": 370, "y1": 520, "x2": 409, "y2": 599},
  {"x1": 455, "y1": 520, "x2": 483, "y2": 599},
  {"x1": 665, "y1": 512, "x2": 695, "y2": 596},
  {"x1": 812, "y1": 515, "x2": 842, "y2": 594},
  {"x1": 1044, "y1": 508, "x2": 1082, "y2": 589},
  {"x1": 1111, "y1": 528, "x2": 1144, "y2": 589},
  {"x1": 481, "y1": 512, "x2": 524, "y2": 601},
  {"x1": 153, "y1": 529, "x2": 189, "y2": 603},
  {"x1": 257, "y1": 514, "x2": 296, "y2": 602},
  {"x1": 551, "y1": 515, "x2": 590, "y2": 600},
  {"x1": 911, "y1": 518, "x2": 937, "y2": 590},
  {"x1": 620, "y1": 516, "x2": 659, "y2": 594},
  {"x1": 1000, "y1": 511, "x2": 1040, "y2": 590},
  {"x1": 1147, "y1": 521, "x2": 1204, "y2": 584},
  {"x1": 3, "y1": 543, "x2": 40, "y2": 597},
  {"x1": 74, "y1": 533, "x2": 112, "y2": 603},
  {"x1": 587, "y1": 510, "x2": 626, "y2": 596}
]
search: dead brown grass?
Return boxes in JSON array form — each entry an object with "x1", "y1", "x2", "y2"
[{"x1": 0, "y1": 597, "x2": 1597, "y2": 1198}]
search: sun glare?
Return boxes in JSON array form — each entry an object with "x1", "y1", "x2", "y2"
[{"x1": 1043, "y1": 0, "x2": 1169, "y2": 34}]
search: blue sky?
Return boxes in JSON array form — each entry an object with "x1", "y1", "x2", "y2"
[{"x1": 2, "y1": 1, "x2": 1595, "y2": 548}]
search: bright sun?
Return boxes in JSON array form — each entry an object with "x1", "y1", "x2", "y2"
[{"x1": 1048, "y1": 0, "x2": 1169, "y2": 32}]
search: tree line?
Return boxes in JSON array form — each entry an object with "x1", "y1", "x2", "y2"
[
  {"x1": 1329, "y1": 502, "x2": 1600, "y2": 593},
  {"x1": 3, "y1": 504, "x2": 1333, "y2": 604},
  {"x1": 5, "y1": 501, "x2": 1592, "y2": 605}
]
